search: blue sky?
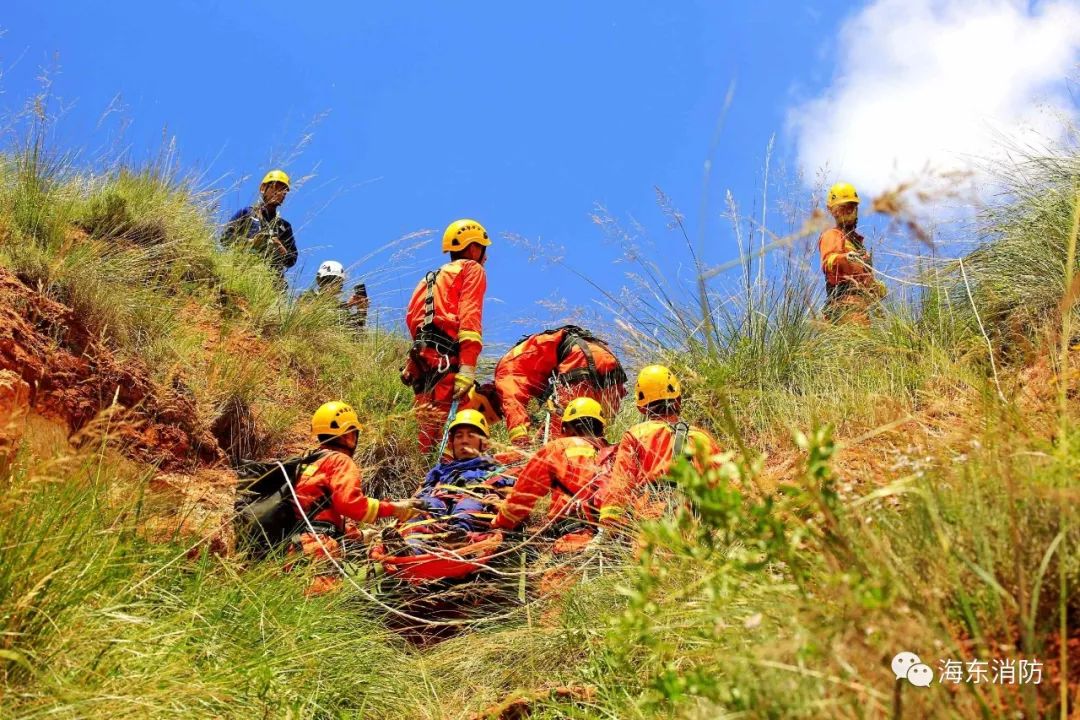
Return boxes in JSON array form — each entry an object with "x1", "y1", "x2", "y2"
[{"x1": 7, "y1": 1, "x2": 1073, "y2": 351}]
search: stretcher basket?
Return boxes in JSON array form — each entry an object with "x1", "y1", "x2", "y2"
[{"x1": 369, "y1": 529, "x2": 505, "y2": 584}]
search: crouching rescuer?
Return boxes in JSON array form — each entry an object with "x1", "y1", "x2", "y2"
[
  {"x1": 401, "y1": 219, "x2": 490, "y2": 453},
  {"x1": 235, "y1": 401, "x2": 418, "y2": 595},
  {"x1": 494, "y1": 325, "x2": 625, "y2": 447},
  {"x1": 492, "y1": 397, "x2": 612, "y2": 540},
  {"x1": 596, "y1": 365, "x2": 722, "y2": 532}
]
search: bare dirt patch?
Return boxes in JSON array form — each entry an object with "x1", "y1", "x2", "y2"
[{"x1": 0, "y1": 267, "x2": 223, "y2": 470}]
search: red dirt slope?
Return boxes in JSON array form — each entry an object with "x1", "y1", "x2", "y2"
[{"x1": 0, "y1": 267, "x2": 223, "y2": 470}]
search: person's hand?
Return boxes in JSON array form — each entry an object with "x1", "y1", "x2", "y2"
[
  {"x1": 388, "y1": 499, "x2": 422, "y2": 522},
  {"x1": 452, "y1": 366, "x2": 476, "y2": 400},
  {"x1": 400, "y1": 360, "x2": 418, "y2": 387},
  {"x1": 845, "y1": 251, "x2": 864, "y2": 265},
  {"x1": 511, "y1": 433, "x2": 532, "y2": 449}
]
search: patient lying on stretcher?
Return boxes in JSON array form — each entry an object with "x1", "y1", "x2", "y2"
[{"x1": 381, "y1": 410, "x2": 516, "y2": 555}]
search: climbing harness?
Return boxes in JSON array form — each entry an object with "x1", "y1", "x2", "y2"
[{"x1": 408, "y1": 269, "x2": 461, "y2": 393}]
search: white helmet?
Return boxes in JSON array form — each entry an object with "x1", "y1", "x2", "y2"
[{"x1": 316, "y1": 260, "x2": 345, "y2": 281}]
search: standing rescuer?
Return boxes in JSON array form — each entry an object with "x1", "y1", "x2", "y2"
[
  {"x1": 221, "y1": 169, "x2": 298, "y2": 282},
  {"x1": 818, "y1": 182, "x2": 885, "y2": 324},
  {"x1": 494, "y1": 325, "x2": 626, "y2": 447},
  {"x1": 402, "y1": 219, "x2": 490, "y2": 453},
  {"x1": 596, "y1": 365, "x2": 721, "y2": 530}
]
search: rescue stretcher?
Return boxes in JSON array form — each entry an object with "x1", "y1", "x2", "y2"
[{"x1": 369, "y1": 527, "x2": 505, "y2": 584}]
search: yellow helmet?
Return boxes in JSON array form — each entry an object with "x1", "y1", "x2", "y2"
[
  {"x1": 635, "y1": 365, "x2": 681, "y2": 409},
  {"x1": 311, "y1": 401, "x2": 361, "y2": 440},
  {"x1": 261, "y1": 169, "x2": 291, "y2": 188},
  {"x1": 442, "y1": 219, "x2": 490, "y2": 253},
  {"x1": 562, "y1": 397, "x2": 606, "y2": 427},
  {"x1": 826, "y1": 182, "x2": 859, "y2": 209},
  {"x1": 447, "y1": 409, "x2": 490, "y2": 438},
  {"x1": 460, "y1": 385, "x2": 501, "y2": 426}
]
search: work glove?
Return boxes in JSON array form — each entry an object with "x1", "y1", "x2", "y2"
[
  {"x1": 388, "y1": 499, "x2": 423, "y2": 522},
  {"x1": 413, "y1": 496, "x2": 443, "y2": 513},
  {"x1": 452, "y1": 365, "x2": 476, "y2": 401},
  {"x1": 845, "y1": 251, "x2": 865, "y2": 265}
]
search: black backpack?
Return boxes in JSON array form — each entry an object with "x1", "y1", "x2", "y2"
[{"x1": 233, "y1": 450, "x2": 332, "y2": 557}]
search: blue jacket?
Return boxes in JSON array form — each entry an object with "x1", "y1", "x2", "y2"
[
  {"x1": 418, "y1": 457, "x2": 513, "y2": 499},
  {"x1": 220, "y1": 204, "x2": 297, "y2": 273}
]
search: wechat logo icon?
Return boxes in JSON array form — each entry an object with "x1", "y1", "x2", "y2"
[{"x1": 892, "y1": 651, "x2": 933, "y2": 687}]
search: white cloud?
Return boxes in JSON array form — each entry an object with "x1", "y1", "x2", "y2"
[{"x1": 788, "y1": 0, "x2": 1080, "y2": 196}]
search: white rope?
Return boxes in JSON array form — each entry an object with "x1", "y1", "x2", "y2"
[
  {"x1": 865, "y1": 264, "x2": 934, "y2": 288},
  {"x1": 958, "y1": 258, "x2": 1006, "y2": 403},
  {"x1": 277, "y1": 462, "x2": 612, "y2": 628}
]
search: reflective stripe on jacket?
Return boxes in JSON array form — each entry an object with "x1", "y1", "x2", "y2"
[{"x1": 292, "y1": 450, "x2": 392, "y2": 531}]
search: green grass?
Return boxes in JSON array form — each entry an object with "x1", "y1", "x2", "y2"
[
  {"x1": 0, "y1": 130, "x2": 417, "y2": 472},
  {"x1": 1, "y1": 122, "x2": 1078, "y2": 718},
  {"x1": 0, "y1": 447, "x2": 422, "y2": 719}
]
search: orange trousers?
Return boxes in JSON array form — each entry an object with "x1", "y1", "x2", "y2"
[{"x1": 414, "y1": 373, "x2": 457, "y2": 455}]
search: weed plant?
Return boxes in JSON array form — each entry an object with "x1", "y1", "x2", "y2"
[{"x1": 1, "y1": 122, "x2": 1077, "y2": 718}]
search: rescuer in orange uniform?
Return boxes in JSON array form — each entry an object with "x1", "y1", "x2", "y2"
[
  {"x1": 290, "y1": 401, "x2": 419, "y2": 594},
  {"x1": 402, "y1": 219, "x2": 490, "y2": 453},
  {"x1": 494, "y1": 325, "x2": 626, "y2": 447},
  {"x1": 596, "y1": 365, "x2": 721, "y2": 529},
  {"x1": 492, "y1": 397, "x2": 613, "y2": 536},
  {"x1": 818, "y1": 182, "x2": 886, "y2": 325}
]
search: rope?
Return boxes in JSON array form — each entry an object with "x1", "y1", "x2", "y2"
[
  {"x1": 866, "y1": 264, "x2": 934, "y2": 288},
  {"x1": 279, "y1": 461, "x2": 519, "y2": 627},
  {"x1": 276, "y1": 460, "x2": 619, "y2": 628},
  {"x1": 958, "y1": 258, "x2": 1006, "y2": 402},
  {"x1": 130, "y1": 452, "x2": 613, "y2": 630},
  {"x1": 848, "y1": 254, "x2": 933, "y2": 288},
  {"x1": 433, "y1": 400, "x2": 459, "y2": 462}
]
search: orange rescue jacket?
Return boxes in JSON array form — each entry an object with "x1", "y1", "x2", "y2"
[
  {"x1": 818, "y1": 227, "x2": 873, "y2": 291},
  {"x1": 597, "y1": 417, "x2": 720, "y2": 524},
  {"x1": 494, "y1": 327, "x2": 625, "y2": 440},
  {"x1": 405, "y1": 258, "x2": 486, "y2": 367},
  {"x1": 493, "y1": 436, "x2": 610, "y2": 530},
  {"x1": 293, "y1": 450, "x2": 393, "y2": 532}
]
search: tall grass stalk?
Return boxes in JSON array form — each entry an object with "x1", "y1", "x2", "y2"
[
  {"x1": 1055, "y1": 182, "x2": 1079, "y2": 719},
  {"x1": 3, "y1": 112, "x2": 1079, "y2": 718}
]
